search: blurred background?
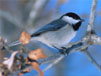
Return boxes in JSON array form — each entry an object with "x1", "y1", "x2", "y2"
[{"x1": 0, "y1": 0, "x2": 101, "y2": 76}]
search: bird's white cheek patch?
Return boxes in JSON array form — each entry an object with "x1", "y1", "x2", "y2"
[{"x1": 62, "y1": 16, "x2": 80, "y2": 24}]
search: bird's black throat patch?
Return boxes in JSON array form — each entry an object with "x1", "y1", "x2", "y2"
[{"x1": 72, "y1": 21, "x2": 81, "y2": 31}]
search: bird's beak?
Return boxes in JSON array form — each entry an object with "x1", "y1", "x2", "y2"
[{"x1": 81, "y1": 19, "x2": 85, "y2": 22}]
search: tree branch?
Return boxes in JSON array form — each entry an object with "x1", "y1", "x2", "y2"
[
  {"x1": 40, "y1": 41, "x2": 86, "y2": 73},
  {"x1": 27, "y1": 0, "x2": 49, "y2": 28},
  {"x1": 87, "y1": 0, "x2": 97, "y2": 32},
  {"x1": 83, "y1": 50, "x2": 101, "y2": 70},
  {"x1": 0, "y1": 10, "x2": 23, "y2": 28},
  {"x1": 43, "y1": 55, "x2": 65, "y2": 72}
]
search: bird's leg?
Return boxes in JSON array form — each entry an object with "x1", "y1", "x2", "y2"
[
  {"x1": 59, "y1": 47, "x2": 67, "y2": 55},
  {"x1": 59, "y1": 47, "x2": 71, "y2": 55},
  {"x1": 53, "y1": 46, "x2": 68, "y2": 55}
]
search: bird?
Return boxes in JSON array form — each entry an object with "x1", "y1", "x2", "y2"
[{"x1": 9, "y1": 12, "x2": 84, "y2": 54}]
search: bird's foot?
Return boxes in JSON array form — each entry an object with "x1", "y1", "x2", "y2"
[
  {"x1": 53, "y1": 46, "x2": 69, "y2": 55},
  {"x1": 59, "y1": 47, "x2": 67, "y2": 55},
  {"x1": 59, "y1": 47, "x2": 70, "y2": 55}
]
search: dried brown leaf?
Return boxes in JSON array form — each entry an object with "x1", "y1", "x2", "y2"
[
  {"x1": 20, "y1": 49, "x2": 46, "y2": 76},
  {"x1": 31, "y1": 62, "x2": 44, "y2": 76},
  {"x1": 19, "y1": 68, "x2": 31, "y2": 75},
  {"x1": 19, "y1": 31, "x2": 31, "y2": 45},
  {"x1": 28, "y1": 48, "x2": 47, "y2": 60}
]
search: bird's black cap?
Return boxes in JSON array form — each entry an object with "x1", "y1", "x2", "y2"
[
  {"x1": 60, "y1": 12, "x2": 84, "y2": 31},
  {"x1": 60, "y1": 12, "x2": 81, "y2": 20}
]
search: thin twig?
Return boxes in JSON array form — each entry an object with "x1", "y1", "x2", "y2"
[
  {"x1": 27, "y1": 0, "x2": 48, "y2": 28},
  {"x1": 0, "y1": 10, "x2": 23, "y2": 28},
  {"x1": 43, "y1": 55, "x2": 65, "y2": 72},
  {"x1": 83, "y1": 50, "x2": 101, "y2": 71},
  {"x1": 87, "y1": 0, "x2": 97, "y2": 32}
]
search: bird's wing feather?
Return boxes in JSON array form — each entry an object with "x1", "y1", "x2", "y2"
[{"x1": 31, "y1": 19, "x2": 68, "y2": 37}]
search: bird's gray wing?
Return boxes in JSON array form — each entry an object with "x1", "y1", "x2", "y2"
[{"x1": 31, "y1": 19, "x2": 68, "y2": 37}]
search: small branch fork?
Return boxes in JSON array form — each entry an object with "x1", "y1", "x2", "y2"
[{"x1": 87, "y1": 0, "x2": 97, "y2": 32}]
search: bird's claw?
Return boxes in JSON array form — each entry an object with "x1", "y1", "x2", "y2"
[
  {"x1": 59, "y1": 47, "x2": 67, "y2": 55},
  {"x1": 59, "y1": 47, "x2": 70, "y2": 55}
]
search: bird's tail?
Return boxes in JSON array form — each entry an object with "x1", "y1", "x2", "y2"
[
  {"x1": 8, "y1": 40, "x2": 21, "y2": 47},
  {"x1": 8, "y1": 36, "x2": 38, "y2": 47}
]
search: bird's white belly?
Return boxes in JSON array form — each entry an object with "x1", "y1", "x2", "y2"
[{"x1": 34, "y1": 25, "x2": 76, "y2": 48}]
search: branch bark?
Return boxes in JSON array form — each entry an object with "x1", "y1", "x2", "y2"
[
  {"x1": 87, "y1": 0, "x2": 97, "y2": 32},
  {"x1": 0, "y1": 10, "x2": 23, "y2": 28},
  {"x1": 27, "y1": 0, "x2": 49, "y2": 28}
]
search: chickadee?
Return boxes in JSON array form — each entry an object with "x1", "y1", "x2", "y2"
[{"x1": 9, "y1": 12, "x2": 84, "y2": 54}]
